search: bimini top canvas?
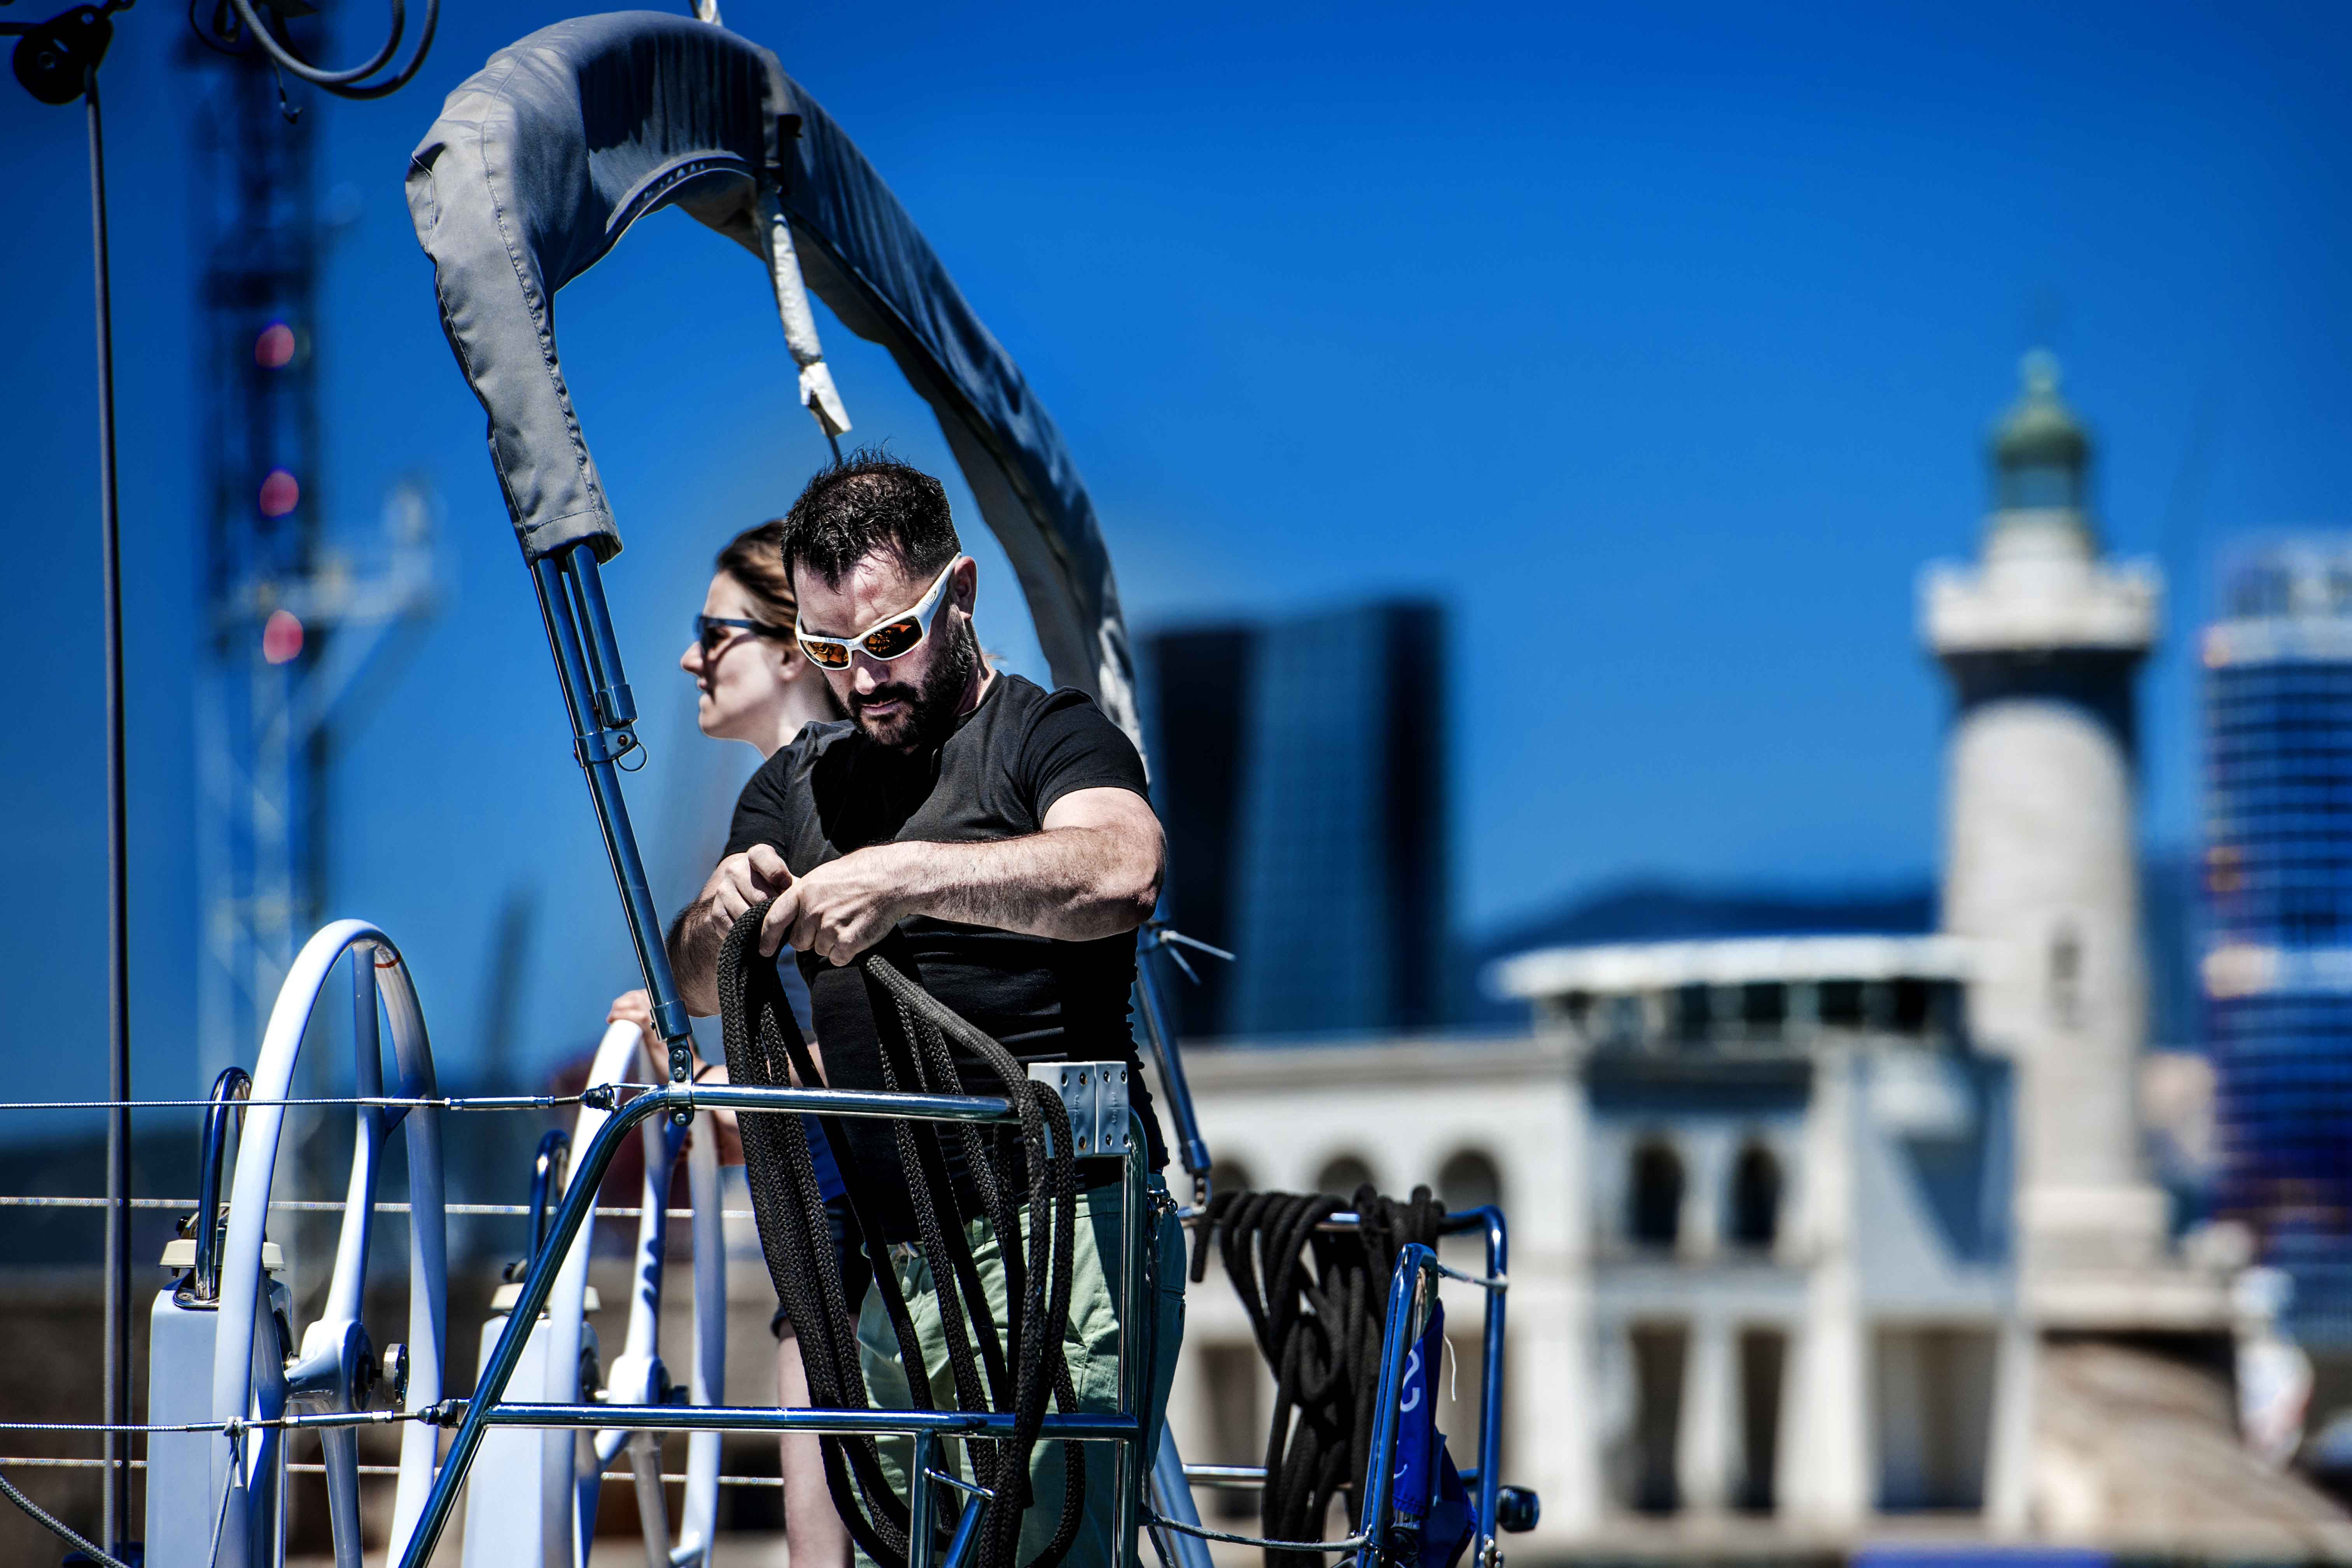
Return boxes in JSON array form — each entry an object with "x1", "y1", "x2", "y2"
[{"x1": 405, "y1": 9, "x2": 1141, "y2": 749}]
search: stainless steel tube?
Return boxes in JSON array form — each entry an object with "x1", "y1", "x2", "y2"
[
  {"x1": 479, "y1": 1404, "x2": 1142, "y2": 1441},
  {"x1": 1354, "y1": 1243, "x2": 1438, "y2": 1568}
]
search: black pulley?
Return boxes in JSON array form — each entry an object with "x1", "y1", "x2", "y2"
[{"x1": 10, "y1": 5, "x2": 112, "y2": 105}]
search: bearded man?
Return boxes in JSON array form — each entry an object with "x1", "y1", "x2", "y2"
[{"x1": 667, "y1": 453, "x2": 1184, "y2": 1568}]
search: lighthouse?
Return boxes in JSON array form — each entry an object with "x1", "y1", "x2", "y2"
[{"x1": 1923, "y1": 352, "x2": 2171, "y2": 1307}]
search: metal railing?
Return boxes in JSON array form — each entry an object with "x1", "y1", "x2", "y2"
[{"x1": 395, "y1": 1079, "x2": 1154, "y2": 1568}]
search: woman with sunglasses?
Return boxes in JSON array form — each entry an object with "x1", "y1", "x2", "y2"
[{"x1": 607, "y1": 519, "x2": 859, "y2": 1568}]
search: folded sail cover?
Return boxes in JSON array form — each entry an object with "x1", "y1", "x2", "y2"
[{"x1": 406, "y1": 10, "x2": 1141, "y2": 747}]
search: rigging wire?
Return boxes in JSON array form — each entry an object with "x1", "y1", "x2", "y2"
[
  {"x1": 0, "y1": 1089, "x2": 616, "y2": 1112},
  {"x1": 0, "y1": 1194, "x2": 758, "y2": 1220},
  {"x1": 0, "y1": 1410, "x2": 432, "y2": 1436},
  {"x1": 0, "y1": 1455, "x2": 790, "y2": 1486},
  {"x1": 79, "y1": 51, "x2": 136, "y2": 1554},
  {"x1": 0, "y1": 1443, "x2": 791, "y2": 1564},
  {"x1": 0, "y1": 1402, "x2": 441, "y2": 1557}
]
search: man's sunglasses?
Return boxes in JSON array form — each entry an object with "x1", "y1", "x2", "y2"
[
  {"x1": 796, "y1": 560, "x2": 959, "y2": 670},
  {"x1": 693, "y1": 614, "x2": 791, "y2": 657}
]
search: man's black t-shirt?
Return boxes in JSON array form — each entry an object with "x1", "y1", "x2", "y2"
[{"x1": 723, "y1": 673, "x2": 1165, "y2": 1236}]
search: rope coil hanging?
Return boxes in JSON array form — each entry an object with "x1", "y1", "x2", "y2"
[
  {"x1": 1190, "y1": 1185, "x2": 1447, "y2": 1568},
  {"x1": 716, "y1": 902, "x2": 1089, "y2": 1568}
]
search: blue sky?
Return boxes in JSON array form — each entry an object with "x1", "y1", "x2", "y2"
[{"x1": 2, "y1": 0, "x2": 2347, "y2": 1114}]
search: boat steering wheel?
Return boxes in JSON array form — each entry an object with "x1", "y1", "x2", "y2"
[{"x1": 208, "y1": 920, "x2": 449, "y2": 1568}]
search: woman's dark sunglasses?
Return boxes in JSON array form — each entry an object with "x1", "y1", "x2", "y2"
[{"x1": 693, "y1": 614, "x2": 790, "y2": 657}]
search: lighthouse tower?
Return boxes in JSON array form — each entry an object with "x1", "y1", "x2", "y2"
[{"x1": 1923, "y1": 352, "x2": 2171, "y2": 1311}]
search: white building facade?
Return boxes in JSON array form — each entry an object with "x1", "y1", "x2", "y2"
[{"x1": 1167, "y1": 935, "x2": 2034, "y2": 1548}]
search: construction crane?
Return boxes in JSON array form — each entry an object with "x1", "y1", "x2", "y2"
[{"x1": 186, "y1": 46, "x2": 434, "y2": 1095}]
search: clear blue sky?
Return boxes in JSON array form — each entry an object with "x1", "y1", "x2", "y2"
[{"x1": 2, "y1": 1, "x2": 2346, "y2": 1114}]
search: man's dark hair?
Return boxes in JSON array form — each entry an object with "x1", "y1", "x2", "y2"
[{"x1": 777, "y1": 450, "x2": 961, "y2": 589}]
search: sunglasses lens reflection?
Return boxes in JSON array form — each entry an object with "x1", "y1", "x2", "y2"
[
  {"x1": 801, "y1": 639, "x2": 851, "y2": 668},
  {"x1": 862, "y1": 619, "x2": 924, "y2": 659}
]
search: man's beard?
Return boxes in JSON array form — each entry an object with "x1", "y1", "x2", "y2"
[{"x1": 851, "y1": 620, "x2": 978, "y2": 749}]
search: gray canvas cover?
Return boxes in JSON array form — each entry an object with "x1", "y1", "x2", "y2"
[{"x1": 406, "y1": 10, "x2": 1141, "y2": 747}]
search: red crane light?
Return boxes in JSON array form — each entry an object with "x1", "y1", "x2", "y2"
[
  {"x1": 254, "y1": 323, "x2": 298, "y2": 369},
  {"x1": 262, "y1": 609, "x2": 305, "y2": 665},
  {"x1": 258, "y1": 469, "x2": 300, "y2": 518}
]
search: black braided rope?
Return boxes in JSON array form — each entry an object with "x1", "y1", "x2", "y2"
[
  {"x1": 716, "y1": 905, "x2": 1087, "y2": 1568},
  {"x1": 1190, "y1": 1185, "x2": 1447, "y2": 1568},
  {"x1": 0, "y1": 1469, "x2": 128, "y2": 1568},
  {"x1": 718, "y1": 907, "x2": 914, "y2": 1564},
  {"x1": 865, "y1": 957, "x2": 1089, "y2": 1568}
]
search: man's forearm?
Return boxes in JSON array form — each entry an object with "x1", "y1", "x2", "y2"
[
  {"x1": 893, "y1": 827, "x2": 1158, "y2": 940},
  {"x1": 668, "y1": 900, "x2": 725, "y2": 1016}
]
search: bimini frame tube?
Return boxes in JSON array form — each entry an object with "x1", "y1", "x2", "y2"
[
  {"x1": 1468, "y1": 1205, "x2": 1507, "y2": 1559},
  {"x1": 1357, "y1": 1216, "x2": 1510, "y2": 1568},
  {"x1": 1132, "y1": 949, "x2": 1212, "y2": 1199},
  {"x1": 528, "y1": 545, "x2": 694, "y2": 1083},
  {"x1": 1356, "y1": 1244, "x2": 1438, "y2": 1568}
]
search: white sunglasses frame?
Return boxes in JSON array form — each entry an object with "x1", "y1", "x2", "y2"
[{"x1": 794, "y1": 558, "x2": 962, "y2": 669}]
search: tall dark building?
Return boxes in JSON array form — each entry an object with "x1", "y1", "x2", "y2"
[
  {"x1": 1145, "y1": 626, "x2": 1255, "y2": 1039},
  {"x1": 1144, "y1": 601, "x2": 1449, "y2": 1040}
]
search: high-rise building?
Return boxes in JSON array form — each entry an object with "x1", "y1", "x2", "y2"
[
  {"x1": 2203, "y1": 537, "x2": 2352, "y2": 1337},
  {"x1": 1144, "y1": 625, "x2": 1255, "y2": 1039},
  {"x1": 1143, "y1": 600, "x2": 1449, "y2": 1040},
  {"x1": 1921, "y1": 352, "x2": 2173, "y2": 1307}
]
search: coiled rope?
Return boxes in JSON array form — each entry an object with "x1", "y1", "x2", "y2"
[
  {"x1": 717, "y1": 904, "x2": 1085, "y2": 1568},
  {"x1": 1190, "y1": 1185, "x2": 1447, "y2": 1568}
]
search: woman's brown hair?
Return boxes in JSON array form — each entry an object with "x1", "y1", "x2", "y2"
[
  {"x1": 715, "y1": 519, "x2": 800, "y2": 632},
  {"x1": 714, "y1": 520, "x2": 847, "y2": 721}
]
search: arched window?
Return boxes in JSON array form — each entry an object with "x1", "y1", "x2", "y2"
[
  {"x1": 1316, "y1": 1153, "x2": 1377, "y2": 1199},
  {"x1": 1628, "y1": 1140, "x2": 1683, "y2": 1249},
  {"x1": 1729, "y1": 1141, "x2": 1780, "y2": 1250},
  {"x1": 1437, "y1": 1149, "x2": 1503, "y2": 1215}
]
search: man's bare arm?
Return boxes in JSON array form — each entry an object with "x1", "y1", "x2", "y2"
[
  {"x1": 763, "y1": 787, "x2": 1164, "y2": 964},
  {"x1": 907, "y1": 786, "x2": 1165, "y2": 936},
  {"x1": 667, "y1": 844, "x2": 796, "y2": 1014}
]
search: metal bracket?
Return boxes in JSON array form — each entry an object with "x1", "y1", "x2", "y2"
[
  {"x1": 1027, "y1": 1062, "x2": 1130, "y2": 1158},
  {"x1": 571, "y1": 725, "x2": 639, "y2": 767}
]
